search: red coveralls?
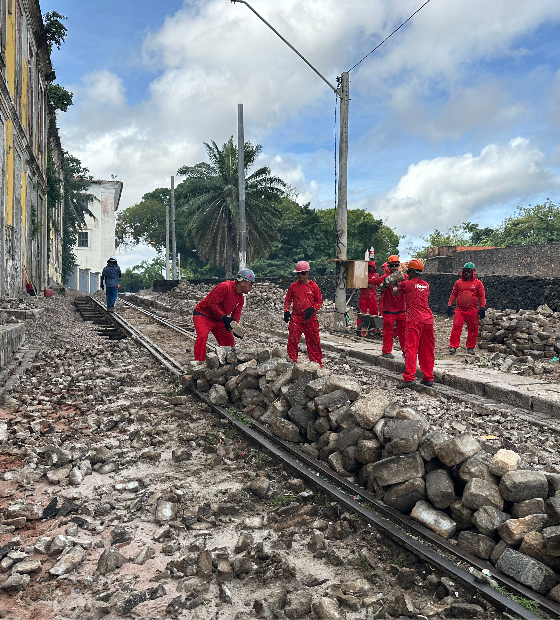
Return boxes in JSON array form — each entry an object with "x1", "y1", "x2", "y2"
[
  {"x1": 372, "y1": 272, "x2": 407, "y2": 354},
  {"x1": 284, "y1": 280, "x2": 323, "y2": 367},
  {"x1": 397, "y1": 277, "x2": 434, "y2": 382},
  {"x1": 357, "y1": 263, "x2": 378, "y2": 329},
  {"x1": 448, "y1": 271, "x2": 486, "y2": 350},
  {"x1": 193, "y1": 281, "x2": 244, "y2": 361}
]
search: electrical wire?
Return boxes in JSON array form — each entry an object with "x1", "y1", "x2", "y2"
[{"x1": 347, "y1": 0, "x2": 432, "y2": 73}]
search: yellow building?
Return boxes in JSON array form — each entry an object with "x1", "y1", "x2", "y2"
[{"x1": 0, "y1": 0, "x2": 61, "y2": 297}]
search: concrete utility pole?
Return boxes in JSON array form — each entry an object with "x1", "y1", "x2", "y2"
[
  {"x1": 165, "y1": 194, "x2": 170, "y2": 281},
  {"x1": 232, "y1": 0, "x2": 348, "y2": 331},
  {"x1": 171, "y1": 176, "x2": 177, "y2": 280},
  {"x1": 238, "y1": 103, "x2": 247, "y2": 270},
  {"x1": 334, "y1": 72, "x2": 349, "y2": 331}
]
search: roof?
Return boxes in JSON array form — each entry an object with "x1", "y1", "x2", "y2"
[{"x1": 89, "y1": 180, "x2": 124, "y2": 211}]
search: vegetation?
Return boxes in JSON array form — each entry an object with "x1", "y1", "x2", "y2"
[
  {"x1": 119, "y1": 257, "x2": 165, "y2": 292},
  {"x1": 42, "y1": 11, "x2": 68, "y2": 52},
  {"x1": 413, "y1": 201, "x2": 560, "y2": 258},
  {"x1": 176, "y1": 138, "x2": 287, "y2": 277}
]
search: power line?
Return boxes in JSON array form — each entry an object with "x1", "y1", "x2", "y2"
[{"x1": 347, "y1": 0, "x2": 432, "y2": 73}]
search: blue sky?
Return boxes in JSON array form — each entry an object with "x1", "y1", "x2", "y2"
[{"x1": 42, "y1": 0, "x2": 560, "y2": 268}]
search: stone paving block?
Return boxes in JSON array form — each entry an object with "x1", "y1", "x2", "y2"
[
  {"x1": 426, "y1": 469, "x2": 456, "y2": 509},
  {"x1": 457, "y1": 531, "x2": 496, "y2": 559},
  {"x1": 349, "y1": 394, "x2": 387, "y2": 429},
  {"x1": 520, "y1": 531, "x2": 560, "y2": 569},
  {"x1": 499, "y1": 470, "x2": 548, "y2": 502},
  {"x1": 498, "y1": 514, "x2": 548, "y2": 547},
  {"x1": 435, "y1": 433, "x2": 480, "y2": 467},
  {"x1": 496, "y1": 548, "x2": 558, "y2": 594},
  {"x1": 449, "y1": 500, "x2": 473, "y2": 530},
  {"x1": 472, "y1": 505, "x2": 510, "y2": 536},
  {"x1": 355, "y1": 439, "x2": 382, "y2": 464},
  {"x1": 462, "y1": 478, "x2": 504, "y2": 511},
  {"x1": 383, "y1": 419, "x2": 424, "y2": 455},
  {"x1": 270, "y1": 419, "x2": 300, "y2": 442},
  {"x1": 458, "y1": 454, "x2": 496, "y2": 484},
  {"x1": 545, "y1": 497, "x2": 560, "y2": 527},
  {"x1": 370, "y1": 451, "x2": 425, "y2": 487},
  {"x1": 315, "y1": 390, "x2": 349, "y2": 416},
  {"x1": 489, "y1": 449, "x2": 520, "y2": 477},
  {"x1": 419, "y1": 431, "x2": 449, "y2": 461},
  {"x1": 383, "y1": 478, "x2": 426, "y2": 513},
  {"x1": 410, "y1": 500, "x2": 457, "y2": 539},
  {"x1": 543, "y1": 525, "x2": 560, "y2": 556},
  {"x1": 337, "y1": 424, "x2": 368, "y2": 451},
  {"x1": 512, "y1": 498, "x2": 546, "y2": 519}
]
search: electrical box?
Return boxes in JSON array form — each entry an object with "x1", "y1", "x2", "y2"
[{"x1": 346, "y1": 260, "x2": 369, "y2": 288}]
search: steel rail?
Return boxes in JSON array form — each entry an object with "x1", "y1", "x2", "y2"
[{"x1": 96, "y1": 299, "x2": 560, "y2": 619}]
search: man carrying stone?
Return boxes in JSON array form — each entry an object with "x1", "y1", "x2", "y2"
[
  {"x1": 193, "y1": 268, "x2": 255, "y2": 361},
  {"x1": 396, "y1": 259, "x2": 434, "y2": 388},
  {"x1": 283, "y1": 261, "x2": 323, "y2": 367},
  {"x1": 372, "y1": 255, "x2": 407, "y2": 359},
  {"x1": 447, "y1": 262, "x2": 486, "y2": 355}
]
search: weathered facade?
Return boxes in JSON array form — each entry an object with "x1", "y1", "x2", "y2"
[{"x1": 0, "y1": 0, "x2": 60, "y2": 297}]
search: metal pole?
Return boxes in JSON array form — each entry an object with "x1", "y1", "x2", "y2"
[
  {"x1": 177, "y1": 253, "x2": 181, "y2": 280},
  {"x1": 334, "y1": 72, "x2": 349, "y2": 332},
  {"x1": 165, "y1": 194, "x2": 170, "y2": 280},
  {"x1": 238, "y1": 103, "x2": 247, "y2": 270},
  {"x1": 171, "y1": 176, "x2": 177, "y2": 280}
]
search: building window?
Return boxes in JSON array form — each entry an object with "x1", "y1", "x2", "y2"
[{"x1": 77, "y1": 231, "x2": 89, "y2": 248}]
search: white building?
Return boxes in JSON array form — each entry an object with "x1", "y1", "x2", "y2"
[{"x1": 75, "y1": 180, "x2": 123, "y2": 274}]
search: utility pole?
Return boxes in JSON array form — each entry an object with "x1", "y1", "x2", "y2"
[
  {"x1": 171, "y1": 175, "x2": 177, "y2": 280},
  {"x1": 232, "y1": 0, "x2": 348, "y2": 331},
  {"x1": 238, "y1": 103, "x2": 247, "y2": 270},
  {"x1": 165, "y1": 194, "x2": 170, "y2": 280},
  {"x1": 334, "y1": 72, "x2": 349, "y2": 331}
]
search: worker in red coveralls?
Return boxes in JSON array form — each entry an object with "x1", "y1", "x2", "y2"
[
  {"x1": 447, "y1": 262, "x2": 486, "y2": 356},
  {"x1": 193, "y1": 268, "x2": 255, "y2": 361},
  {"x1": 356, "y1": 250, "x2": 378, "y2": 332},
  {"x1": 283, "y1": 261, "x2": 323, "y2": 367},
  {"x1": 396, "y1": 259, "x2": 434, "y2": 388},
  {"x1": 372, "y1": 255, "x2": 407, "y2": 359}
]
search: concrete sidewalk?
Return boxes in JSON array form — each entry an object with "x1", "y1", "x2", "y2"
[{"x1": 320, "y1": 332, "x2": 560, "y2": 419}]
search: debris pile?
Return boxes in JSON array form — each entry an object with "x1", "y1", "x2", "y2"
[
  {"x1": 478, "y1": 304, "x2": 560, "y2": 361},
  {"x1": 187, "y1": 348, "x2": 560, "y2": 599}
]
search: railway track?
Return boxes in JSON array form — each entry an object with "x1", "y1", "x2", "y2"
[{"x1": 74, "y1": 295, "x2": 560, "y2": 619}]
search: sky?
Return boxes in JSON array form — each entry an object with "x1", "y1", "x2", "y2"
[{"x1": 42, "y1": 0, "x2": 560, "y2": 268}]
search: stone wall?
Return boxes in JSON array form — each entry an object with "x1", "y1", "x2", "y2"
[
  {"x1": 0, "y1": 324, "x2": 26, "y2": 369},
  {"x1": 427, "y1": 243, "x2": 560, "y2": 277}
]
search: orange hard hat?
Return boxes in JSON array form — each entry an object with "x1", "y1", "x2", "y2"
[
  {"x1": 388, "y1": 255, "x2": 400, "y2": 263},
  {"x1": 294, "y1": 260, "x2": 311, "y2": 272},
  {"x1": 408, "y1": 258, "x2": 424, "y2": 271}
]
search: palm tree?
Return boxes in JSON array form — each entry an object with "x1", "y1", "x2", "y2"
[{"x1": 176, "y1": 137, "x2": 287, "y2": 277}]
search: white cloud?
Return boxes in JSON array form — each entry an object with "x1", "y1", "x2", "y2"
[
  {"x1": 80, "y1": 70, "x2": 127, "y2": 108},
  {"x1": 374, "y1": 138, "x2": 560, "y2": 234}
]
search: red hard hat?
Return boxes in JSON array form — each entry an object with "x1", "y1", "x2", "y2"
[
  {"x1": 388, "y1": 255, "x2": 400, "y2": 263},
  {"x1": 294, "y1": 260, "x2": 311, "y2": 272},
  {"x1": 408, "y1": 258, "x2": 424, "y2": 271}
]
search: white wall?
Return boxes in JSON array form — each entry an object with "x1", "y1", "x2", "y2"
[{"x1": 75, "y1": 181, "x2": 123, "y2": 274}]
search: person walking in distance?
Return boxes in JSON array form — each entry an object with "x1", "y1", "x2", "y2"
[
  {"x1": 100, "y1": 257, "x2": 121, "y2": 312},
  {"x1": 193, "y1": 268, "x2": 255, "y2": 361},
  {"x1": 396, "y1": 259, "x2": 434, "y2": 388},
  {"x1": 357, "y1": 249, "x2": 378, "y2": 333},
  {"x1": 447, "y1": 262, "x2": 486, "y2": 355},
  {"x1": 372, "y1": 255, "x2": 407, "y2": 359},
  {"x1": 284, "y1": 261, "x2": 323, "y2": 367}
]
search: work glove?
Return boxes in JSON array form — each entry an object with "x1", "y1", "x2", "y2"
[
  {"x1": 283, "y1": 311, "x2": 291, "y2": 323},
  {"x1": 479, "y1": 307, "x2": 486, "y2": 319},
  {"x1": 221, "y1": 315, "x2": 234, "y2": 331},
  {"x1": 303, "y1": 307, "x2": 314, "y2": 320},
  {"x1": 447, "y1": 306, "x2": 454, "y2": 317}
]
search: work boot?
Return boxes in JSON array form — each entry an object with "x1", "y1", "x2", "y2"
[
  {"x1": 449, "y1": 347, "x2": 457, "y2": 355},
  {"x1": 420, "y1": 380, "x2": 434, "y2": 387},
  {"x1": 381, "y1": 353, "x2": 394, "y2": 359},
  {"x1": 466, "y1": 348, "x2": 475, "y2": 355},
  {"x1": 396, "y1": 380, "x2": 415, "y2": 389}
]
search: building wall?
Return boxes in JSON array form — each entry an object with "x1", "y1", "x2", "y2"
[
  {"x1": 74, "y1": 181, "x2": 122, "y2": 274},
  {"x1": 0, "y1": 0, "x2": 55, "y2": 297}
]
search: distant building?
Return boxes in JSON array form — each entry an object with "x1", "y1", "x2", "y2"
[{"x1": 74, "y1": 180, "x2": 123, "y2": 278}]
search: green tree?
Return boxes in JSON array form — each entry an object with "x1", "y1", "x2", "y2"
[
  {"x1": 119, "y1": 257, "x2": 165, "y2": 292},
  {"x1": 176, "y1": 137, "x2": 287, "y2": 277},
  {"x1": 61, "y1": 155, "x2": 96, "y2": 282},
  {"x1": 488, "y1": 201, "x2": 560, "y2": 246},
  {"x1": 42, "y1": 11, "x2": 68, "y2": 52},
  {"x1": 47, "y1": 83, "x2": 73, "y2": 114}
]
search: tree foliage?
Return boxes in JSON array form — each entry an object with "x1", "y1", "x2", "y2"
[
  {"x1": 119, "y1": 257, "x2": 165, "y2": 292},
  {"x1": 43, "y1": 11, "x2": 68, "y2": 52},
  {"x1": 48, "y1": 83, "x2": 73, "y2": 113},
  {"x1": 176, "y1": 137, "x2": 287, "y2": 277}
]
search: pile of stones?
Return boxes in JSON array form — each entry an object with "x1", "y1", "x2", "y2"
[
  {"x1": 186, "y1": 348, "x2": 560, "y2": 600},
  {"x1": 478, "y1": 304, "x2": 560, "y2": 361}
]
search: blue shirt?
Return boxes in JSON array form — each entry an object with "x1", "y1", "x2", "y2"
[{"x1": 102, "y1": 264, "x2": 121, "y2": 287}]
